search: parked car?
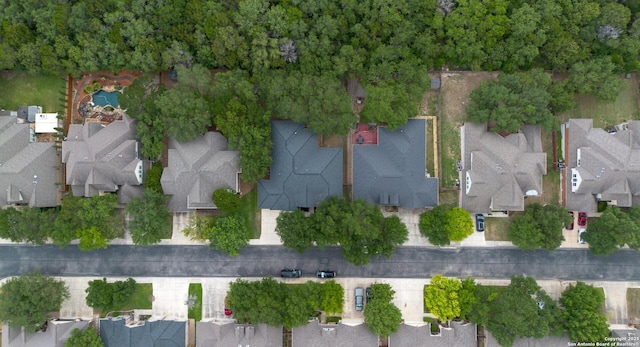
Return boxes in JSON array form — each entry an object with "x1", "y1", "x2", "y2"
[
  {"x1": 355, "y1": 287, "x2": 364, "y2": 311},
  {"x1": 578, "y1": 212, "x2": 587, "y2": 227},
  {"x1": 280, "y1": 269, "x2": 301, "y2": 278},
  {"x1": 475, "y1": 214, "x2": 485, "y2": 232},
  {"x1": 316, "y1": 270, "x2": 336, "y2": 279},
  {"x1": 578, "y1": 228, "x2": 586, "y2": 244},
  {"x1": 366, "y1": 287, "x2": 373, "y2": 303},
  {"x1": 567, "y1": 211, "x2": 574, "y2": 230},
  {"x1": 224, "y1": 296, "x2": 232, "y2": 316}
]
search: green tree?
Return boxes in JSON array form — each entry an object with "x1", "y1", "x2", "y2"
[
  {"x1": 509, "y1": 204, "x2": 570, "y2": 250},
  {"x1": 419, "y1": 206, "x2": 450, "y2": 246},
  {"x1": 445, "y1": 207, "x2": 474, "y2": 241},
  {"x1": 466, "y1": 69, "x2": 556, "y2": 133},
  {"x1": 368, "y1": 283, "x2": 395, "y2": 303},
  {"x1": 51, "y1": 195, "x2": 83, "y2": 246},
  {"x1": 182, "y1": 214, "x2": 214, "y2": 241},
  {"x1": 584, "y1": 206, "x2": 640, "y2": 255},
  {"x1": 212, "y1": 188, "x2": 241, "y2": 214},
  {"x1": 144, "y1": 162, "x2": 164, "y2": 194},
  {"x1": 72, "y1": 194, "x2": 124, "y2": 251},
  {"x1": 227, "y1": 277, "x2": 288, "y2": 326},
  {"x1": 0, "y1": 272, "x2": 69, "y2": 332},
  {"x1": 126, "y1": 188, "x2": 171, "y2": 246},
  {"x1": 321, "y1": 280, "x2": 345, "y2": 314},
  {"x1": 283, "y1": 286, "x2": 314, "y2": 329},
  {"x1": 569, "y1": 58, "x2": 623, "y2": 102},
  {"x1": 275, "y1": 209, "x2": 314, "y2": 253},
  {"x1": 560, "y1": 282, "x2": 609, "y2": 343},
  {"x1": 208, "y1": 214, "x2": 250, "y2": 256},
  {"x1": 424, "y1": 275, "x2": 476, "y2": 323},
  {"x1": 0, "y1": 207, "x2": 55, "y2": 245},
  {"x1": 65, "y1": 328, "x2": 104, "y2": 347},
  {"x1": 363, "y1": 285, "x2": 402, "y2": 338},
  {"x1": 85, "y1": 278, "x2": 137, "y2": 313}
]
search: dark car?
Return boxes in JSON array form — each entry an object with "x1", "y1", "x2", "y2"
[
  {"x1": 355, "y1": 287, "x2": 364, "y2": 311},
  {"x1": 366, "y1": 287, "x2": 373, "y2": 302},
  {"x1": 567, "y1": 211, "x2": 574, "y2": 230},
  {"x1": 578, "y1": 212, "x2": 587, "y2": 227},
  {"x1": 280, "y1": 269, "x2": 301, "y2": 278},
  {"x1": 316, "y1": 270, "x2": 336, "y2": 279},
  {"x1": 475, "y1": 214, "x2": 485, "y2": 232}
]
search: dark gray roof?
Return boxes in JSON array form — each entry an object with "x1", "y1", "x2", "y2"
[
  {"x1": 2, "y1": 320, "x2": 89, "y2": 347},
  {"x1": 292, "y1": 321, "x2": 378, "y2": 347},
  {"x1": 461, "y1": 123, "x2": 547, "y2": 213},
  {"x1": 485, "y1": 331, "x2": 570, "y2": 347},
  {"x1": 565, "y1": 119, "x2": 640, "y2": 212},
  {"x1": 99, "y1": 317, "x2": 186, "y2": 347},
  {"x1": 161, "y1": 132, "x2": 240, "y2": 212},
  {"x1": 62, "y1": 115, "x2": 143, "y2": 203},
  {"x1": 0, "y1": 113, "x2": 58, "y2": 207},
  {"x1": 258, "y1": 121, "x2": 343, "y2": 211},
  {"x1": 196, "y1": 322, "x2": 282, "y2": 347},
  {"x1": 353, "y1": 119, "x2": 438, "y2": 208},
  {"x1": 389, "y1": 322, "x2": 476, "y2": 347}
]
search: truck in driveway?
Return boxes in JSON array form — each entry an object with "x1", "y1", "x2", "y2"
[{"x1": 355, "y1": 287, "x2": 364, "y2": 311}]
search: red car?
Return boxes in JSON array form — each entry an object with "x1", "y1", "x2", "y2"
[
  {"x1": 567, "y1": 212, "x2": 574, "y2": 230},
  {"x1": 578, "y1": 212, "x2": 587, "y2": 227},
  {"x1": 224, "y1": 308, "x2": 233, "y2": 316}
]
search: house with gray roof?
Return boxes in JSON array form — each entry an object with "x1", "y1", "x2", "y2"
[
  {"x1": 2, "y1": 319, "x2": 90, "y2": 347},
  {"x1": 0, "y1": 112, "x2": 58, "y2": 207},
  {"x1": 196, "y1": 321, "x2": 282, "y2": 347},
  {"x1": 62, "y1": 115, "x2": 143, "y2": 204},
  {"x1": 258, "y1": 121, "x2": 342, "y2": 211},
  {"x1": 292, "y1": 321, "x2": 378, "y2": 347},
  {"x1": 460, "y1": 123, "x2": 547, "y2": 213},
  {"x1": 564, "y1": 119, "x2": 640, "y2": 212},
  {"x1": 99, "y1": 317, "x2": 186, "y2": 347},
  {"x1": 161, "y1": 132, "x2": 240, "y2": 212},
  {"x1": 389, "y1": 322, "x2": 476, "y2": 347},
  {"x1": 353, "y1": 119, "x2": 438, "y2": 208}
]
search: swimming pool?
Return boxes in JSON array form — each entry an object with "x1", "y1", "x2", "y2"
[{"x1": 92, "y1": 90, "x2": 120, "y2": 108}]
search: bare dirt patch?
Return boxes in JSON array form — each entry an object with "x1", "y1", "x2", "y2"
[{"x1": 441, "y1": 72, "x2": 498, "y2": 126}]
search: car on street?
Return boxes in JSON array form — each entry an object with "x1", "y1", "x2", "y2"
[
  {"x1": 280, "y1": 269, "x2": 301, "y2": 278},
  {"x1": 578, "y1": 228, "x2": 586, "y2": 244},
  {"x1": 316, "y1": 270, "x2": 336, "y2": 279},
  {"x1": 475, "y1": 214, "x2": 485, "y2": 232},
  {"x1": 567, "y1": 211, "x2": 574, "y2": 230},
  {"x1": 578, "y1": 212, "x2": 587, "y2": 227},
  {"x1": 355, "y1": 287, "x2": 364, "y2": 311}
]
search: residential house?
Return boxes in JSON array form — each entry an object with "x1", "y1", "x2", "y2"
[
  {"x1": 460, "y1": 122, "x2": 547, "y2": 213},
  {"x1": 196, "y1": 321, "x2": 281, "y2": 347},
  {"x1": 99, "y1": 317, "x2": 187, "y2": 347},
  {"x1": 0, "y1": 112, "x2": 58, "y2": 207},
  {"x1": 258, "y1": 121, "x2": 342, "y2": 211},
  {"x1": 564, "y1": 119, "x2": 640, "y2": 212},
  {"x1": 17, "y1": 105, "x2": 41, "y2": 123},
  {"x1": 352, "y1": 119, "x2": 439, "y2": 208},
  {"x1": 62, "y1": 115, "x2": 143, "y2": 204},
  {"x1": 2, "y1": 319, "x2": 90, "y2": 347},
  {"x1": 161, "y1": 132, "x2": 240, "y2": 212},
  {"x1": 388, "y1": 322, "x2": 476, "y2": 347},
  {"x1": 292, "y1": 321, "x2": 378, "y2": 347}
]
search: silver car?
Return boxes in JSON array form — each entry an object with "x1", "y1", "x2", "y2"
[{"x1": 355, "y1": 287, "x2": 364, "y2": 311}]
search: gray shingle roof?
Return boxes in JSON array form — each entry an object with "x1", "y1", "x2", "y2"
[
  {"x1": 292, "y1": 321, "x2": 378, "y2": 347},
  {"x1": 2, "y1": 320, "x2": 89, "y2": 347},
  {"x1": 0, "y1": 114, "x2": 58, "y2": 207},
  {"x1": 62, "y1": 115, "x2": 143, "y2": 203},
  {"x1": 461, "y1": 123, "x2": 547, "y2": 213},
  {"x1": 160, "y1": 132, "x2": 240, "y2": 212},
  {"x1": 258, "y1": 121, "x2": 343, "y2": 211},
  {"x1": 565, "y1": 119, "x2": 640, "y2": 212},
  {"x1": 99, "y1": 317, "x2": 186, "y2": 347},
  {"x1": 196, "y1": 322, "x2": 282, "y2": 347},
  {"x1": 353, "y1": 119, "x2": 438, "y2": 208},
  {"x1": 389, "y1": 322, "x2": 476, "y2": 347}
]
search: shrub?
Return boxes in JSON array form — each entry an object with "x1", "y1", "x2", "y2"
[
  {"x1": 144, "y1": 162, "x2": 163, "y2": 194},
  {"x1": 212, "y1": 188, "x2": 241, "y2": 213}
]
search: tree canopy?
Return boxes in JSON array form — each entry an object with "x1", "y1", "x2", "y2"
[
  {"x1": 0, "y1": 272, "x2": 69, "y2": 333},
  {"x1": 508, "y1": 204, "x2": 571, "y2": 250},
  {"x1": 560, "y1": 282, "x2": 609, "y2": 343},
  {"x1": 65, "y1": 328, "x2": 104, "y2": 347},
  {"x1": 424, "y1": 275, "x2": 476, "y2": 323},
  {"x1": 85, "y1": 278, "x2": 137, "y2": 313},
  {"x1": 275, "y1": 197, "x2": 408, "y2": 265},
  {"x1": 126, "y1": 188, "x2": 172, "y2": 246},
  {"x1": 419, "y1": 205, "x2": 474, "y2": 245},
  {"x1": 363, "y1": 283, "x2": 402, "y2": 338},
  {"x1": 583, "y1": 206, "x2": 640, "y2": 255}
]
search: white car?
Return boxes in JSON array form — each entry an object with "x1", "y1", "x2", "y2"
[{"x1": 578, "y1": 228, "x2": 586, "y2": 244}]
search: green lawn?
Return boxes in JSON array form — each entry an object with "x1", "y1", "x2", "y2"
[
  {"x1": 188, "y1": 283, "x2": 203, "y2": 322},
  {"x1": 557, "y1": 78, "x2": 640, "y2": 128},
  {"x1": 439, "y1": 113, "x2": 461, "y2": 188},
  {"x1": 101, "y1": 283, "x2": 153, "y2": 316},
  {"x1": 0, "y1": 71, "x2": 66, "y2": 112},
  {"x1": 238, "y1": 188, "x2": 260, "y2": 239},
  {"x1": 484, "y1": 217, "x2": 513, "y2": 241}
]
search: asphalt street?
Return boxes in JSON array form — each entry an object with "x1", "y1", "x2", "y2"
[{"x1": 0, "y1": 245, "x2": 638, "y2": 281}]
